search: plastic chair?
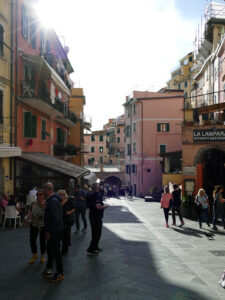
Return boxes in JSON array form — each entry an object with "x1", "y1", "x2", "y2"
[{"x1": 3, "y1": 206, "x2": 21, "y2": 229}]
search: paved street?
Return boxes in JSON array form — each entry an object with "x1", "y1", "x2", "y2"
[{"x1": 1, "y1": 197, "x2": 225, "y2": 300}]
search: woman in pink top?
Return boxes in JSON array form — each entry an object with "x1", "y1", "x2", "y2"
[{"x1": 161, "y1": 186, "x2": 173, "y2": 228}]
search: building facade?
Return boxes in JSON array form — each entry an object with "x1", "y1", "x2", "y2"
[
  {"x1": 83, "y1": 130, "x2": 106, "y2": 165},
  {"x1": 0, "y1": 0, "x2": 21, "y2": 194},
  {"x1": 124, "y1": 90, "x2": 183, "y2": 197}
]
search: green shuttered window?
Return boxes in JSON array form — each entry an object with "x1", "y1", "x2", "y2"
[{"x1": 24, "y1": 112, "x2": 37, "y2": 138}]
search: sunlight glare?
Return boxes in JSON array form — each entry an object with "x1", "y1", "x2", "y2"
[{"x1": 34, "y1": 0, "x2": 58, "y2": 29}]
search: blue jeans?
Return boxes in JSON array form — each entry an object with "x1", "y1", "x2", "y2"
[
  {"x1": 199, "y1": 208, "x2": 209, "y2": 227},
  {"x1": 212, "y1": 204, "x2": 225, "y2": 227}
]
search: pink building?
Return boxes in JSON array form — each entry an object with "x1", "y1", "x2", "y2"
[
  {"x1": 83, "y1": 130, "x2": 107, "y2": 165},
  {"x1": 124, "y1": 90, "x2": 183, "y2": 197}
]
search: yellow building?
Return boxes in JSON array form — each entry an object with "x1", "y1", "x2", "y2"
[
  {"x1": 69, "y1": 88, "x2": 91, "y2": 166},
  {"x1": 0, "y1": 1, "x2": 21, "y2": 194}
]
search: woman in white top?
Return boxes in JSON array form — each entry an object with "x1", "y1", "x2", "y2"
[{"x1": 195, "y1": 188, "x2": 210, "y2": 229}]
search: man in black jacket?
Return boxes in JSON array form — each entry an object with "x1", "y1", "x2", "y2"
[{"x1": 43, "y1": 182, "x2": 64, "y2": 282}]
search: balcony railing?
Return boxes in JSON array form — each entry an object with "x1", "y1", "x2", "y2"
[{"x1": 53, "y1": 144, "x2": 80, "y2": 156}]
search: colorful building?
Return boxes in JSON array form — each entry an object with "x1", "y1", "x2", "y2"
[
  {"x1": 12, "y1": 0, "x2": 88, "y2": 196},
  {"x1": 83, "y1": 130, "x2": 106, "y2": 165},
  {"x1": 181, "y1": 1, "x2": 225, "y2": 198},
  {"x1": 124, "y1": 90, "x2": 183, "y2": 197},
  {"x1": 0, "y1": 0, "x2": 21, "y2": 194}
]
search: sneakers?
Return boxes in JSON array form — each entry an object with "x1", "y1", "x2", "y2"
[
  {"x1": 166, "y1": 223, "x2": 169, "y2": 228},
  {"x1": 213, "y1": 226, "x2": 218, "y2": 231},
  {"x1": 29, "y1": 254, "x2": 38, "y2": 264},
  {"x1": 96, "y1": 248, "x2": 103, "y2": 253},
  {"x1": 172, "y1": 222, "x2": 176, "y2": 226},
  {"x1": 180, "y1": 221, "x2": 185, "y2": 227},
  {"x1": 40, "y1": 255, "x2": 45, "y2": 263},
  {"x1": 81, "y1": 227, "x2": 87, "y2": 233},
  {"x1": 87, "y1": 250, "x2": 98, "y2": 256},
  {"x1": 42, "y1": 269, "x2": 52, "y2": 279},
  {"x1": 50, "y1": 272, "x2": 64, "y2": 282}
]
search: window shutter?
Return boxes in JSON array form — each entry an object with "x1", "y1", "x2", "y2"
[
  {"x1": 0, "y1": 91, "x2": 3, "y2": 123},
  {"x1": 22, "y1": 6, "x2": 28, "y2": 39},
  {"x1": 31, "y1": 115, "x2": 37, "y2": 138},
  {"x1": 0, "y1": 25, "x2": 4, "y2": 56},
  {"x1": 31, "y1": 21, "x2": 36, "y2": 49},
  {"x1": 41, "y1": 120, "x2": 46, "y2": 140},
  {"x1": 166, "y1": 123, "x2": 170, "y2": 132},
  {"x1": 24, "y1": 112, "x2": 31, "y2": 137},
  {"x1": 157, "y1": 123, "x2": 160, "y2": 132},
  {"x1": 57, "y1": 128, "x2": 61, "y2": 144}
]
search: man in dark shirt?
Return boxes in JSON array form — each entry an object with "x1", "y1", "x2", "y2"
[
  {"x1": 74, "y1": 184, "x2": 87, "y2": 233},
  {"x1": 43, "y1": 182, "x2": 64, "y2": 282},
  {"x1": 172, "y1": 184, "x2": 184, "y2": 227},
  {"x1": 87, "y1": 183, "x2": 109, "y2": 255}
]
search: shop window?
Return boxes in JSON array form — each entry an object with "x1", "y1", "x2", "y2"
[
  {"x1": 157, "y1": 123, "x2": 170, "y2": 132},
  {"x1": 159, "y1": 144, "x2": 166, "y2": 154},
  {"x1": 41, "y1": 119, "x2": 47, "y2": 140},
  {"x1": 24, "y1": 112, "x2": 37, "y2": 138},
  {"x1": 91, "y1": 147, "x2": 95, "y2": 153},
  {"x1": 56, "y1": 127, "x2": 65, "y2": 145},
  {"x1": 91, "y1": 135, "x2": 95, "y2": 142},
  {"x1": 0, "y1": 24, "x2": 4, "y2": 57},
  {"x1": 99, "y1": 135, "x2": 103, "y2": 142}
]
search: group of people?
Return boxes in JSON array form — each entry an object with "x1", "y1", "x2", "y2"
[
  {"x1": 24, "y1": 182, "x2": 109, "y2": 283},
  {"x1": 160, "y1": 183, "x2": 225, "y2": 230}
]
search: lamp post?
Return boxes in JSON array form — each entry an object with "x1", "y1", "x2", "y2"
[{"x1": 100, "y1": 147, "x2": 103, "y2": 173}]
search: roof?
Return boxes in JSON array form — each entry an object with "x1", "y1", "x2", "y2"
[{"x1": 20, "y1": 152, "x2": 90, "y2": 178}]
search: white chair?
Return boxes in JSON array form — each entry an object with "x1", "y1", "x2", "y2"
[
  {"x1": 26, "y1": 195, "x2": 36, "y2": 206},
  {"x1": 3, "y1": 206, "x2": 21, "y2": 229}
]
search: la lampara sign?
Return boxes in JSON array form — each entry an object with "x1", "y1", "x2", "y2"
[{"x1": 193, "y1": 128, "x2": 225, "y2": 142}]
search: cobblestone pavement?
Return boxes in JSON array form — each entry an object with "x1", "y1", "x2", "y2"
[{"x1": 1, "y1": 197, "x2": 225, "y2": 299}]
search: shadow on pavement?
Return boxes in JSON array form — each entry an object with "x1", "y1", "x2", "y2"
[{"x1": 0, "y1": 202, "x2": 211, "y2": 300}]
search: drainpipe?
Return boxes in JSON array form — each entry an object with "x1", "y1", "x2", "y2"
[
  {"x1": 130, "y1": 103, "x2": 132, "y2": 184},
  {"x1": 10, "y1": 0, "x2": 14, "y2": 146},
  {"x1": 15, "y1": 0, "x2": 18, "y2": 146},
  {"x1": 136, "y1": 99, "x2": 144, "y2": 186}
]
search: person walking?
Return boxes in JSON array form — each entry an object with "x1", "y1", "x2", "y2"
[
  {"x1": 74, "y1": 184, "x2": 87, "y2": 234},
  {"x1": 43, "y1": 182, "x2": 64, "y2": 282},
  {"x1": 58, "y1": 190, "x2": 75, "y2": 255},
  {"x1": 28, "y1": 189, "x2": 46, "y2": 264},
  {"x1": 86, "y1": 183, "x2": 109, "y2": 255},
  {"x1": 161, "y1": 186, "x2": 173, "y2": 228},
  {"x1": 195, "y1": 188, "x2": 210, "y2": 229},
  {"x1": 172, "y1": 184, "x2": 184, "y2": 227},
  {"x1": 212, "y1": 185, "x2": 225, "y2": 230}
]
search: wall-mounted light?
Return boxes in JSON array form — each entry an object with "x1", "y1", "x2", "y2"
[{"x1": 5, "y1": 175, "x2": 9, "y2": 182}]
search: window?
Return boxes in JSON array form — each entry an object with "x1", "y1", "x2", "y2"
[
  {"x1": 0, "y1": 24, "x2": 4, "y2": 56},
  {"x1": 30, "y1": 19, "x2": 36, "y2": 49},
  {"x1": 125, "y1": 125, "x2": 131, "y2": 137},
  {"x1": 126, "y1": 165, "x2": 131, "y2": 174},
  {"x1": 56, "y1": 127, "x2": 65, "y2": 145},
  {"x1": 0, "y1": 90, "x2": 3, "y2": 124},
  {"x1": 22, "y1": 5, "x2": 28, "y2": 40},
  {"x1": 99, "y1": 135, "x2": 103, "y2": 142},
  {"x1": 99, "y1": 146, "x2": 103, "y2": 153},
  {"x1": 178, "y1": 84, "x2": 181, "y2": 90},
  {"x1": 133, "y1": 104, "x2": 136, "y2": 115},
  {"x1": 133, "y1": 123, "x2": 136, "y2": 132},
  {"x1": 185, "y1": 81, "x2": 188, "y2": 88},
  {"x1": 189, "y1": 56, "x2": 193, "y2": 62},
  {"x1": 91, "y1": 146, "x2": 95, "y2": 153},
  {"x1": 91, "y1": 135, "x2": 95, "y2": 142},
  {"x1": 184, "y1": 92, "x2": 187, "y2": 99},
  {"x1": 159, "y1": 144, "x2": 166, "y2": 154},
  {"x1": 157, "y1": 123, "x2": 170, "y2": 132},
  {"x1": 127, "y1": 144, "x2": 131, "y2": 155},
  {"x1": 117, "y1": 127, "x2": 120, "y2": 134},
  {"x1": 46, "y1": 40, "x2": 50, "y2": 54},
  {"x1": 133, "y1": 142, "x2": 136, "y2": 153},
  {"x1": 40, "y1": 31, "x2": 44, "y2": 55},
  {"x1": 24, "y1": 112, "x2": 37, "y2": 138},
  {"x1": 41, "y1": 119, "x2": 47, "y2": 140},
  {"x1": 117, "y1": 137, "x2": 120, "y2": 143},
  {"x1": 132, "y1": 164, "x2": 136, "y2": 173}
]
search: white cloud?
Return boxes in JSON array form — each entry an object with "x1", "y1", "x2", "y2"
[{"x1": 37, "y1": 0, "x2": 199, "y2": 130}]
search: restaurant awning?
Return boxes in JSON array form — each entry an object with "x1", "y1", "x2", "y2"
[
  {"x1": 83, "y1": 172, "x2": 97, "y2": 185},
  {"x1": 0, "y1": 146, "x2": 21, "y2": 158},
  {"x1": 20, "y1": 152, "x2": 90, "y2": 178}
]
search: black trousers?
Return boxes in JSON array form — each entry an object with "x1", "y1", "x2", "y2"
[
  {"x1": 62, "y1": 225, "x2": 71, "y2": 254},
  {"x1": 75, "y1": 208, "x2": 87, "y2": 230},
  {"x1": 46, "y1": 231, "x2": 63, "y2": 273},
  {"x1": 30, "y1": 225, "x2": 46, "y2": 255},
  {"x1": 163, "y1": 208, "x2": 170, "y2": 223},
  {"x1": 172, "y1": 206, "x2": 183, "y2": 224},
  {"x1": 87, "y1": 218, "x2": 102, "y2": 251}
]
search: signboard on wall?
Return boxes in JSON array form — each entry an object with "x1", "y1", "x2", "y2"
[{"x1": 193, "y1": 128, "x2": 225, "y2": 142}]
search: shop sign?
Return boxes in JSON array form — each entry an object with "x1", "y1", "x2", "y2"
[{"x1": 193, "y1": 128, "x2": 225, "y2": 142}]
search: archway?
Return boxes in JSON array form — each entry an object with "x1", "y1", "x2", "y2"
[
  {"x1": 104, "y1": 176, "x2": 122, "y2": 187},
  {"x1": 195, "y1": 147, "x2": 225, "y2": 197}
]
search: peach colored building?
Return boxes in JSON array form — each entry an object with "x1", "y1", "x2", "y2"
[
  {"x1": 83, "y1": 130, "x2": 107, "y2": 165},
  {"x1": 124, "y1": 90, "x2": 183, "y2": 197}
]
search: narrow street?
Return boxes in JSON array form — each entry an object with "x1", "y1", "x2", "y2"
[{"x1": 1, "y1": 198, "x2": 225, "y2": 300}]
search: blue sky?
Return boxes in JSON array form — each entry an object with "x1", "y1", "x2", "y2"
[{"x1": 36, "y1": 0, "x2": 223, "y2": 130}]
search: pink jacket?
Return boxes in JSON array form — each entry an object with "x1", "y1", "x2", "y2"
[{"x1": 161, "y1": 193, "x2": 173, "y2": 209}]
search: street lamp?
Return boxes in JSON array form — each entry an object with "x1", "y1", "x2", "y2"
[{"x1": 100, "y1": 146, "x2": 103, "y2": 172}]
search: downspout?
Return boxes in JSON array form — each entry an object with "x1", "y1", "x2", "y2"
[
  {"x1": 137, "y1": 99, "x2": 144, "y2": 185},
  {"x1": 15, "y1": 0, "x2": 18, "y2": 146},
  {"x1": 10, "y1": 0, "x2": 13, "y2": 146},
  {"x1": 130, "y1": 103, "x2": 132, "y2": 184}
]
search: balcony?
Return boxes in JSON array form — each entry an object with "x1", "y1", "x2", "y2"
[
  {"x1": 56, "y1": 108, "x2": 77, "y2": 127},
  {"x1": 53, "y1": 144, "x2": 80, "y2": 157},
  {"x1": 19, "y1": 81, "x2": 64, "y2": 117},
  {"x1": 83, "y1": 115, "x2": 92, "y2": 130},
  {"x1": 80, "y1": 144, "x2": 90, "y2": 153}
]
